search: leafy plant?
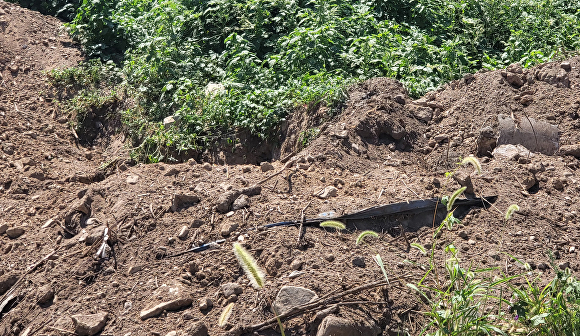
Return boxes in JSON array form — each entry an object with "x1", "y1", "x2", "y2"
[{"x1": 17, "y1": 0, "x2": 579, "y2": 161}]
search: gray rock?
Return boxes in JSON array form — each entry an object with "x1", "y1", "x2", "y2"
[
  {"x1": 452, "y1": 172, "x2": 474, "y2": 194},
  {"x1": 232, "y1": 194, "x2": 250, "y2": 211},
  {"x1": 0, "y1": 272, "x2": 18, "y2": 295},
  {"x1": 126, "y1": 175, "x2": 139, "y2": 184},
  {"x1": 71, "y1": 312, "x2": 109, "y2": 336},
  {"x1": 37, "y1": 284, "x2": 54, "y2": 305},
  {"x1": 409, "y1": 105, "x2": 433, "y2": 122},
  {"x1": 216, "y1": 190, "x2": 241, "y2": 213},
  {"x1": 260, "y1": 162, "x2": 274, "y2": 172},
  {"x1": 318, "y1": 186, "x2": 338, "y2": 199},
  {"x1": 434, "y1": 134, "x2": 448, "y2": 142},
  {"x1": 140, "y1": 297, "x2": 193, "y2": 320},
  {"x1": 537, "y1": 262, "x2": 549, "y2": 270},
  {"x1": 560, "y1": 144, "x2": 580, "y2": 158},
  {"x1": 127, "y1": 265, "x2": 143, "y2": 275},
  {"x1": 178, "y1": 226, "x2": 189, "y2": 240},
  {"x1": 202, "y1": 162, "x2": 212, "y2": 171},
  {"x1": 2, "y1": 142, "x2": 14, "y2": 155},
  {"x1": 522, "y1": 173, "x2": 537, "y2": 190},
  {"x1": 199, "y1": 297, "x2": 213, "y2": 310},
  {"x1": 561, "y1": 62, "x2": 571, "y2": 71},
  {"x1": 6, "y1": 226, "x2": 24, "y2": 239},
  {"x1": 163, "y1": 116, "x2": 176, "y2": 128},
  {"x1": 559, "y1": 262, "x2": 570, "y2": 270},
  {"x1": 172, "y1": 194, "x2": 200, "y2": 212},
  {"x1": 273, "y1": 286, "x2": 318, "y2": 315},
  {"x1": 187, "y1": 321, "x2": 209, "y2": 336},
  {"x1": 0, "y1": 223, "x2": 8, "y2": 235},
  {"x1": 394, "y1": 94, "x2": 406, "y2": 104},
  {"x1": 458, "y1": 231, "x2": 468, "y2": 240},
  {"x1": 240, "y1": 185, "x2": 261, "y2": 196},
  {"x1": 221, "y1": 282, "x2": 243, "y2": 298},
  {"x1": 290, "y1": 259, "x2": 304, "y2": 270},
  {"x1": 506, "y1": 73, "x2": 524, "y2": 87},
  {"x1": 220, "y1": 222, "x2": 238, "y2": 237},
  {"x1": 86, "y1": 225, "x2": 106, "y2": 246},
  {"x1": 164, "y1": 167, "x2": 180, "y2": 176},
  {"x1": 165, "y1": 331, "x2": 177, "y2": 336},
  {"x1": 316, "y1": 315, "x2": 381, "y2": 336},
  {"x1": 352, "y1": 257, "x2": 366, "y2": 268},
  {"x1": 506, "y1": 63, "x2": 523, "y2": 74},
  {"x1": 492, "y1": 144, "x2": 531, "y2": 161}
]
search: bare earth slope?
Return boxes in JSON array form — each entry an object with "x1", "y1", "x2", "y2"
[{"x1": 2, "y1": 2, "x2": 580, "y2": 336}]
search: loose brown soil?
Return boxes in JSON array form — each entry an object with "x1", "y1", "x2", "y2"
[{"x1": 2, "y1": 2, "x2": 580, "y2": 336}]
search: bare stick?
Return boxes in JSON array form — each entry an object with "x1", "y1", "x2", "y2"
[{"x1": 297, "y1": 200, "x2": 313, "y2": 246}]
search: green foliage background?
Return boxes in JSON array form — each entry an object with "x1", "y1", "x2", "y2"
[{"x1": 10, "y1": 0, "x2": 580, "y2": 161}]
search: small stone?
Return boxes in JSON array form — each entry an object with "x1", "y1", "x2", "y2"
[
  {"x1": 221, "y1": 283, "x2": 243, "y2": 298},
  {"x1": 220, "y1": 223, "x2": 238, "y2": 237},
  {"x1": 316, "y1": 315, "x2": 380, "y2": 336},
  {"x1": 458, "y1": 231, "x2": 468, "y2": 240},
  {"x1": 178, "y1": 226, "x2": 189, "y2": 240},
  {"x1": 273, "y1": 286, "x2": 318, "y2": 315},
  {"x1": 506, "y1": 73, "x2": 524, "y2": 87},
  {"x1": 468, "y1": 239, "x2": 476, "y2": 245},
  {"x1": 202, "y1": 162, "x2": 212, "y2": 171},
  {"x1": 165, "y1": 331, "x2": 177, "y2": 336},
  {"x1": 537, "y1": 263, "x2": 548, "y2": 270},
  {"x1": 37, "y1": 284, "x2": 54, "y2": 305},
  {"x1": 2, "y1": 142, "x2": 14, "y2": 155},
  {"x1": 172, "y1": 193, "x2": 200, "y2": 212},
  {"x1": 260, "y1": 162, "x2": 274, "y2": 172},
  {"x1": 71, "y1": 312, "x2": 109, "y2": 336},
  {"x1": 232, "y1": 194, "x2": 250, "y2": 211},
  {"x1": 290, "y1": 259, "x2": 303, "y2": 270},
  {"x1": 492, "y1": 144, "x2": 532, "y2": 161},
  {"x1": 6, "y1": 227, "x2": 25, "y2": 239},
  {"x1": 199, "y1": 297, "x2": 213, "y2": 310},
  {"x1": 164, "y1": 167, "x2": 180, "y2": 176},
  {"x1": 187, "y1": 322, "x2": 209, "y2": 336},
  {"x1": 352, "y1": 256, "x2": 366, "y2": 267},
  {"x1": 553, "y1": 178, "x2": 565, "y2": 191},
  {"x1": 127, "y1": 265, "x2": 143, "y2": 275},
  {"x1": 561, "y1": 62, "x2": 571, "y2": 71},
  {"x1": 506, "y1": 63, "x2": 523, "y2": 74},
  {"x1": 216, "y1": 190, "x2": 241, "y2": 213},
  {"x1": 318, "y1": 186, "x2": 338, "y2": 199},
  {"x1": 521, "y1": 174, "x2": 537, "y2": 190},
  {"x1": 394, "y1": 94, "x2": 405, "y2": 104},
  {"x1": 434, "y1": 134, "x2": 448, "y2": 142},
  {"x1": 126, "y1": 175, "x2": 139, "y2": 184},
  {"x1": 227, "y1": 294, "x2": 238, "y2": 302},
  {"x1": 452, "y1": 172, "x2": 474, "y2": 194},
  {"x1": 559, "y1": 262, "x2": 570, "y2": 270},
  {"x1": 163, "y1": 116, "x2": 176, "y2": 128},
  {"x1": 240, "y1": 185, "x2": 261, "y2": 196},
  {"x1": 0, "y1": 223, "x2": 8, "y2": 235},
  {"x1": 325, "y1": 254, "x2": 335, "y2": 262},
  {"x1": 288, "y1": 271, "x2": 304, "y2": 279},
  {"x1": 0, "y1": 272, "x2": 18, "y2": 295}
]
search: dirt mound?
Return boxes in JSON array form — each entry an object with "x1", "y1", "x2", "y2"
[{"x1": 3, "y1": 2, "x2": 580, "y2": 336}]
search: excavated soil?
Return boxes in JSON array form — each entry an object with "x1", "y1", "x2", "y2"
[{"x1": 2, "y1": 2, "x2": 580, "y2": 336}]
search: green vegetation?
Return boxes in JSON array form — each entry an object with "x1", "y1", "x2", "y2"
[{"x1": 11, "y1": 0, "x2": 580, "y2": 161}]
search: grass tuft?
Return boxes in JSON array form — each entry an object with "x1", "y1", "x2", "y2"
[
  {"x1": 233, "y1": 242, "x2": 265, "y2": 289},
  {"x1": 218, "y1": 302, "x2": 234, "y2": 327},
  {"x1": 505, "y1": 204, "x2": 520, "y2": 221},
  {"x1": 356, "y1": 230, "x2": 379, "y2": 245},
  {"x1": 461, "y1": 155, "x2": 482, "y2": 175},
  {"x1": 320, "y1": 220, "x2": 346, "y2": 231}
]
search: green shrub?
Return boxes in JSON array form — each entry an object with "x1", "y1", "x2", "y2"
[{"x1": 13, "y1": 0, "x2": 580, "y2": 161}]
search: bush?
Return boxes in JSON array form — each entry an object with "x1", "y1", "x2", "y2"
[{"x1": 13, "y1": 0, "x2": 580, "y2": 161}]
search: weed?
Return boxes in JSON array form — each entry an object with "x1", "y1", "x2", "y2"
[
  {"x1": 319, "y1": 220, "x2": 346, "y2": 230},
  {"x1": 18, "y1": 0, "x2": 580, "y2": 161}
]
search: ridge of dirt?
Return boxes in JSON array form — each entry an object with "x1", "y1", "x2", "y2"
[{"x1": 2, "y1": 2, "x2": 580, "y2": 336}]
